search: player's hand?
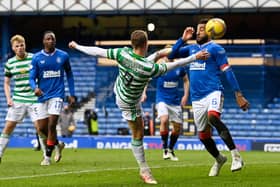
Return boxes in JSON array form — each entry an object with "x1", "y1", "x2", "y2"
[
  {"x1": 34, "y1": 88, "x2": 43, "y2": 96},
  {"x1": 235, "y1": 92, "x2": 250, "y2": 111},
  {"x1": 140, "y1": 93, "x2": 147, "y2": 103},
  {"x1": 68, "y1": 96, "x2": 76, "y2": 107},
  {"x1": 68, "y1": 41, "x2": 78, "y2": 49},
  {"x1": 182, "y1": 27, "x2": 195, "y2": 42},
  {"x1": 195, "y1": 50, "x2": 210, "y2": 60},
  {"x1": 181, "y1": 95, "x2": 188, "y2": 107},
  {"x1": 7, "y1": 98, "x2": 13, "y2": 107}
]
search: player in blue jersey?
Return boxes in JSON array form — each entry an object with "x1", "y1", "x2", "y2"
[
  {"x1": 169, "y1": 19, "x2": 249, "y2": 176},
  {"x1": 143, "y1": 53, "x2": 190, "y2": 161},
  {"x1": 30, "y1": 31, "x2": 75, "y2": 166}
]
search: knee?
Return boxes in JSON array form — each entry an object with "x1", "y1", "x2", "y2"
[
  {"x1": 198, "y1": 131, "x2": 212, "y2": 140},
  {"x1": 172, "y1": 123, "x2": 181, "y2": 135},
  {"x1": 207, "y1": 111, "x2": 221, "y2": 125}
]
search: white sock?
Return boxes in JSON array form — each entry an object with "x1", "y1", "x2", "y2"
[
  {"x1": 38, "y1": 134, "x2": 47, "y2": 157},
  {"x1": 0, "y1": 134, "x2": 10, "y2": 157},
  {"x1": 231, "y1": 148, "x2": 240, "y2": 158},
  {"x1": 131, "y1": 140, "x2": 149, "y2": 171}
]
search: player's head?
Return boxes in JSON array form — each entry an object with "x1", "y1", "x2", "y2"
[
  {"x1": 10, "y1": 34, "x2": 26, "y2": 58},
  {"x1": 196, "y1": 18, "x2": 210, "y2": 45},
  {"x1": 43, "y1": 30, "x2": 56, "y2": 51},
  {"x1": 130, "y1": 30, "x2": 148, "y2": 52}
]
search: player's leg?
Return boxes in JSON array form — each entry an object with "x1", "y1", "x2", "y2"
[
  {"x1": 29, "y1": 104, "x2": 47, "y2": 155},
  {"x1": 0, "y1": 103, "x2": 27, "y2": 161},
  {"x1": 0, "y1": 121, "x2": 17, "y2": 160},
  {"x1": 157, "y1": 102, "x2": 170, "y2": 159},
  {"x1": 46, "y1": 98, "x2": 64, "y2": 163},
  {"x1": 193, "y1": 96, "x2": 227, "y2": 176},
  {"x1": 167, "y1": 105, "x2": 183, "y2": 161},
  {"x1": 207, "y1": 91, "x2": 243, "y2": 172},
  {"x1": 116, "y1": 96, "x2": 156, "y2": 184},
  {"x1": 168, "y1": 122, "x2": 181, "y2": 161},
  {"x1": 128, "y1": 117, "x2": 157, "y2": 184}
]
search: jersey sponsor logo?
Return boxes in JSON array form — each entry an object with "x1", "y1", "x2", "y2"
[
  {"x1": 43, "y1": 70, "x2": 61, "y2": 78},
  {"x1": 163, "y1": 81, "x2": 178, "y2": 88},
  {"x1": 14, "y1": 73, "x2": 29, "y2": 79},
  {"x1": 189, "y1": 62, "x2": 206, "y2": 70}
]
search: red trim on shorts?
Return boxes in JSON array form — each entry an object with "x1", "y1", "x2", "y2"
[
  {"x1": 198, "y1": 131, "x2": 212, "y2": 139},
  {"x1": 160, "y1": 130, "x2": 169, "y2": 136},
  {"x1": 47, "y1": 140, "x2": 56, "y2": 146},
  {"x1": 208, "y1": 111, "x2": 221, "y2": 119}
]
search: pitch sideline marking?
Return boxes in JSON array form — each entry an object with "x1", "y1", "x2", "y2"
[{"x1": 0, "y1": 161, "x2": 279, "y2": 181}]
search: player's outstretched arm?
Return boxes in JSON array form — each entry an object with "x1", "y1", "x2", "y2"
[
  {"x1": 147, "y1": 48, "x2": 172, "y2": 62},
  {"x1": 68, "y1": 41, "x2": 107, "y2": 57},
  {"x1": 165, "y1": 50, "x2": 209, "y2": 71}
]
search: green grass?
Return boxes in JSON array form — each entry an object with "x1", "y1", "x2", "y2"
[{"x1": 0, "y1": 148, "x2": 279, "y2": 187}]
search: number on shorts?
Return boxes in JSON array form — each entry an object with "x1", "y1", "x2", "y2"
[
  {"x1": 55, "y1": 100, "x2": 62, "y2": 110},
  {"x1": 212, "y1": 98, "x2": 217, "y2": 106}
]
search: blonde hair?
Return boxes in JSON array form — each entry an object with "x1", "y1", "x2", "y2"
[{"x1": 10, "y1": 34, "x2": 25, "y2": 45}]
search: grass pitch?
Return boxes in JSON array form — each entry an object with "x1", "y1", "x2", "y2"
[{"x1": 0, "y1": 148, "x2": 279, "y2": 187}]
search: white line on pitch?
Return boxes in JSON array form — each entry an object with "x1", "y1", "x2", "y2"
[{"x1": 0, "y1": 161, "x2": 279, "y2": 181}]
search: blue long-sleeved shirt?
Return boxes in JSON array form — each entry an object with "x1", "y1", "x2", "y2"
[
  {"x1": 169, "y1": 38, "x2": 236, "y2": 101},
  {"x1": 30, "y1": 48, "x2": 75, "y2": 102}
]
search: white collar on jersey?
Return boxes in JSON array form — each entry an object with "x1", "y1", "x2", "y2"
[{"x1": 41, "y1": 48, "x2": 57, "y2": 56}]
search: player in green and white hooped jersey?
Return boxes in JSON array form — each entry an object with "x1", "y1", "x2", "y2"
[
  {"x1": 0, "y1": 35, "x2": 47, "y2": 162},
  {"x1": 69, "y1": 30, "x2": 209, "y2": 184}
]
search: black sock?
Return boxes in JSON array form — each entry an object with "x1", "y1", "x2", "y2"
[
  {"x1": 169, "y1": 133, "x2": 179, "y2": 150},
  {"x1": 200, "y1": 138, "x2": 220, "y2": 158},
  {"x1": 208, "y1": 115, "x2": 236, "y2": 150},
  {"x1": 46, "y1": 145, "x2": 55, "y2": 157},
  {"x1": 160, "y1": 131, "x2": 169, "y2": 150}
]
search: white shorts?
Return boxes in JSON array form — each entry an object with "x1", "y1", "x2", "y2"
[
  {"x1": 115, "y1": 96, "x2": 142, "y2": 121},
  {"x1": 5, "y1": 102, "x2": 42, "y2": 122},
  {"x1": 192, "y1": 91, "x2": 223, "y2": 131},
  {"x1": 156, "y1": 102, "x2": 183, "y2": 124},
  {"x1": 34, "y1": 97, "x2": 64, "y2": 120}
]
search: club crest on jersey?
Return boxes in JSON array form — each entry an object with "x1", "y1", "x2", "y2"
[
  {"x1": 40, "y1": 60, "x2": 45, "y2": 64},
  {"x1": 56, "y1": 57, "x2": 61, "y2": 63}
]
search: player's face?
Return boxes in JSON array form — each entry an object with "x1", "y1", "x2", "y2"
[
  {"x1": 43, "y1": 33, "x2": 56, "y2": 50},
  {"x1": 12, "y1": 41, "x2": 26, "y2": 58},
  {"x1": 196, "y1": 24, "x2": 209, "y2": 45}
]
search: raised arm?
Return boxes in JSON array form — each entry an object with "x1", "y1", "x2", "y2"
[
  {"x1": 147, "y1": 47, "x2": 172, "y2": 62},
  {"x1": 69, "y1": 41, "x2": 107, "y2": 57},
  {"x1": 169, "y1": 27, "x2": 194, "y2": 59},
  {"x1": 165, "y1": 50, "x2": 209, "y2": 71}
]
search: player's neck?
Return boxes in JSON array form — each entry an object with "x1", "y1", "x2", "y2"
[
  {"x1": 16, "y1": 52, "x2": 27, "y2": 60},
  {"x1": 44, "y1": 47, "x2": 55, "y2": 54},
  {"x1": 133, "y1": 49, "x2": 145, "y2": 57}
]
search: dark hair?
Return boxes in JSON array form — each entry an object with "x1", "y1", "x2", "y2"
[
  {"x1": 43, "y1": 30, "x2": 55, "y2": 39},
  {"x1": 198, "y1": 18, "x2": 210, "y2": 25},
  {"x1": 130, "y1": 30, "x2": 148, "y2": 49}
]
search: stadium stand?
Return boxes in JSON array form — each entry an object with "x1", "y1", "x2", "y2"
[{"x1": 0, "y1": 44, "x2": 280, "y2": 138}]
